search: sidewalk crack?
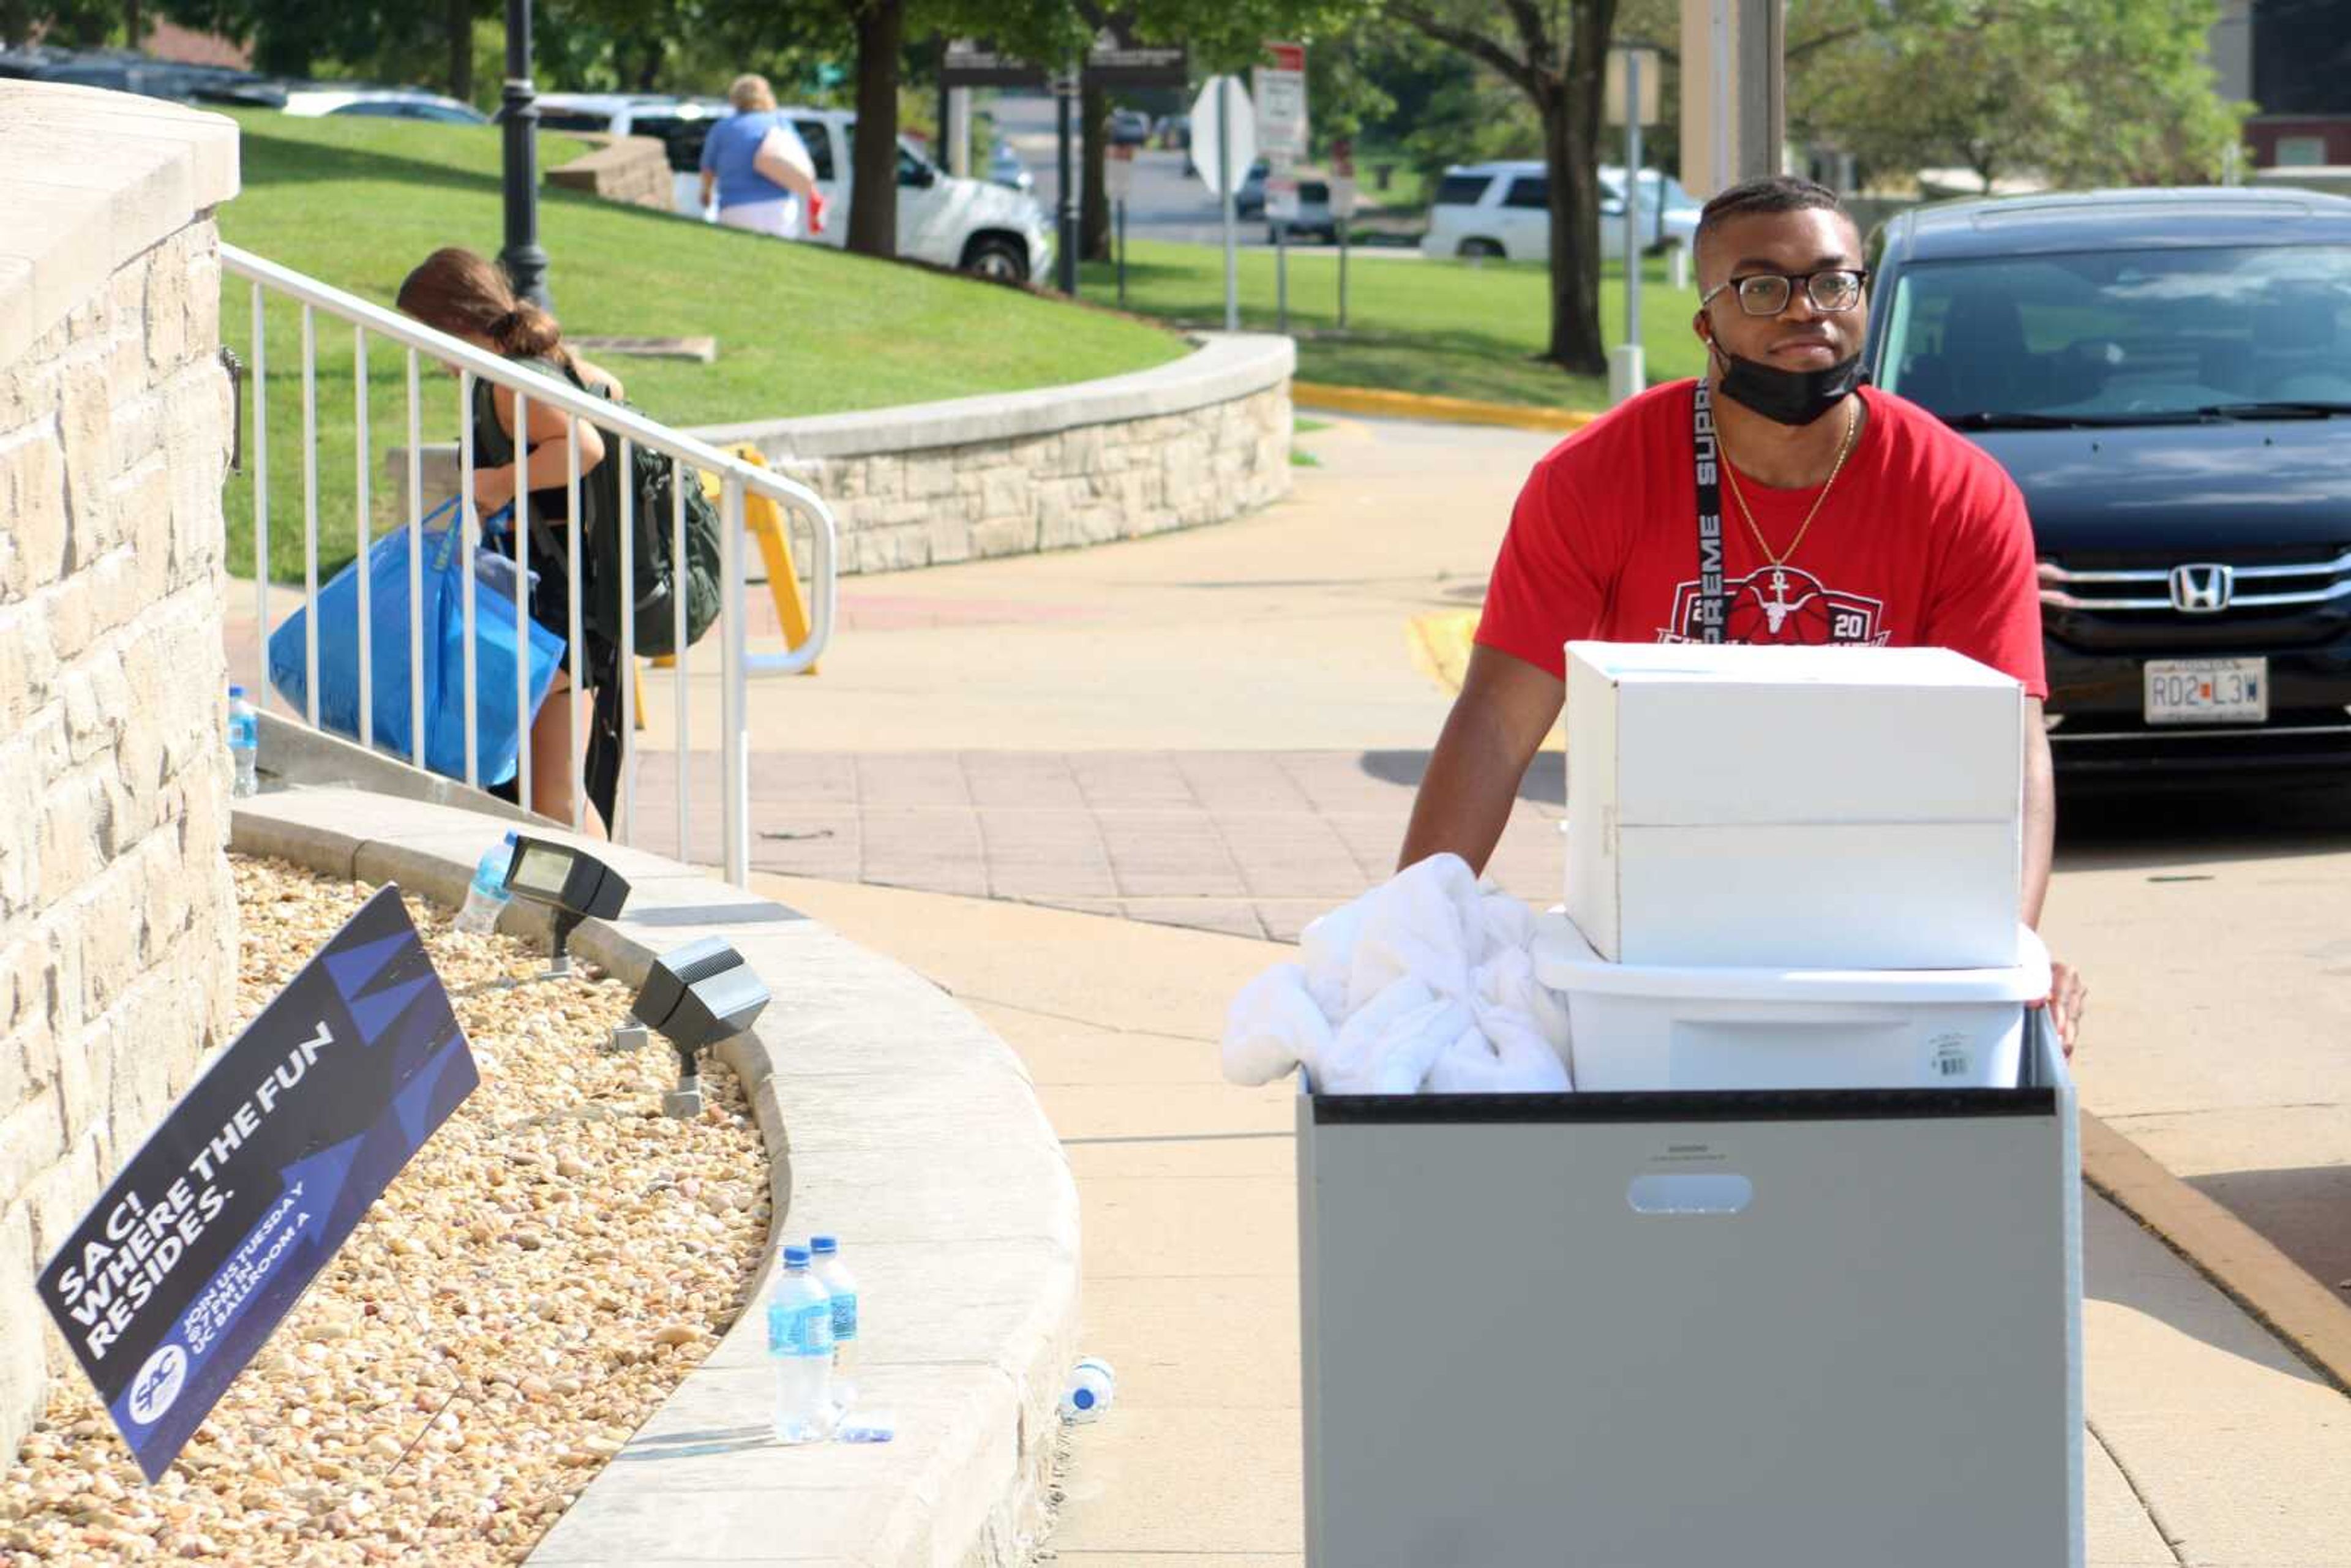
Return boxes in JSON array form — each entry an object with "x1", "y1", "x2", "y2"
[{"x1": 2087, "y1": 1415, "x2": 2189, "y2": 1566}]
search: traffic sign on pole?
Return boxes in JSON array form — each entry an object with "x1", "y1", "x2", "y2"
[{"x1": 1188, "y1": 74, "x2": 1255, "y2": 200}]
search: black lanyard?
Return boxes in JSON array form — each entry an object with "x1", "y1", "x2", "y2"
[{"x1": 1689, "y1": 378, "x2": 1728, "y2": 643}]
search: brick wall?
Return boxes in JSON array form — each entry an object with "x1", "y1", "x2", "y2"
[
  {"x1": 549, "y1": 134, "x2": 678, "y2": 214},
  {"x1": 0, "y1": 83, "x2": 241, "y2": 1465}
]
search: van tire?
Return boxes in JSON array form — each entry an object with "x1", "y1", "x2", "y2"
[
  {"x1": 962, "y1": 234, "x2": 1030, "y2": 283},
  {"x1": 1457, "y1": 238, "x2": 1505, "y2": 261}
]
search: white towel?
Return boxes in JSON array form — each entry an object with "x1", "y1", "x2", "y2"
[{"x1": 1220, "y1": 853, "x2": 1572, "y2": 1094}]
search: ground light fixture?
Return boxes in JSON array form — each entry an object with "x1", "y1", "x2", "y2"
[
  {"x1": 500, "y1": 836, "x2": 630, "y2": 978},
  {"x1": 626, "y1": 936, "x2": 772, "y2": 1117}
]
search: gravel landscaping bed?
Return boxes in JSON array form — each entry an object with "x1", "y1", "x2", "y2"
[{"x1": 2, "y1": 855, "x2": 772, "y2": 1566}]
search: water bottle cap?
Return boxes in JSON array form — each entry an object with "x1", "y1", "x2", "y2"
[
  {"x1": 228, "y1": 685, "x2": 245, "y2": 698},
  {"x1": 810, "y1": 1236, "x2": 838, "y2": 1255},
  {"x1": 502, "y1": 830, "x2": 518, "y2": 845},
  {"x1": 1071, "y1": 1387, "x2": 1096, "y2": 1411},
  {"x1": 782, "y1": 1245, "x2": 810, "y2": 1268}
]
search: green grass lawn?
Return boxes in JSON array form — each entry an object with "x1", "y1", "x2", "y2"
[
  {"x1": 218, "y1": 111, "x2": 1185, "y2": 583},
  {"x1": 1080, "y1": 240, "x2": 1707, "y2": 411}
]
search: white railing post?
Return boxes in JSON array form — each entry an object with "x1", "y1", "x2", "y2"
[
  {"x1": 405, "y1": 349, "x2": 425, "y2": 771},
  {"x1": 672, "y1": 459, "x2": 688, "y2": 864},
  {"x1": 618, "y1": 437, "x2": 637, "y2": 848},
  {"x1": 566, "y1": 421, "x2": 585, "y2": 835},
  {"x1": 300, "y1": 304, "x2": 319, "y2": 727},
  {"x1": 250, "y1": 282, "x2": 268, "y2": 703},
  {"x1": 514, "y1": 389, "x2": 531, "y2": 815},
  {"x1": 353, "y1": 326, "x2": 372, "y2": 750},
  {"x1": 459, "y1": 370, "x2": 479, "y2": 789},
  {"x1": 721, "y1": 474, "x2": 750, "y2": 888}
]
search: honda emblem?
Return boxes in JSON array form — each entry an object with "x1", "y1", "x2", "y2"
[{"x1": 2169, "y1": 563, "x2": 2233, "y2": 614}]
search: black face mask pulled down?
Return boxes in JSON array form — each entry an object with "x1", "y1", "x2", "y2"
[{"x1": 1710, "y1": 342, "x2": 1866, "y2": 427}]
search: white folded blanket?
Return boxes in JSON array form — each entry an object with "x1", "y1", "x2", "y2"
[{"x1": 1221, "y1": 854, "x2": 1571, "y2": 1094}]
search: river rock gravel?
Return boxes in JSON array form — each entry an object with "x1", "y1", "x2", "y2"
[{"x1": 0, "y1": 855, "x2": 771, "y2": 1566}]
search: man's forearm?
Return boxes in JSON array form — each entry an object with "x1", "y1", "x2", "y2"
[
  {"x1": 1399, "y1": 700, "x2": 1527, "y2": 876},
  {"x1": 2022, "y1": 707, "x2": 2055, "y2": 925}
]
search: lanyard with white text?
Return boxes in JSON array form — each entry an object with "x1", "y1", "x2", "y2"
[{"x1": 1690, "y1": 378, "x2": 1727, "y2": 643}]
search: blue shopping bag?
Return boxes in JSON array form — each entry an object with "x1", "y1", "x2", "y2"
[{"x1": 268, "y1": 499, "x2": 566, "y2": 787}]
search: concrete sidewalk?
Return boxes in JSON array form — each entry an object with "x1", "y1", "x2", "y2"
[{"x1": 763, "y1": 873, "x2": 2351, "y2": 1567}]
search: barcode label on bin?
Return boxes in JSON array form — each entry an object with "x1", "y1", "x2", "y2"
[{"x1": 1929, "y1": 1035, "x2": 1970, "y2": 1079}]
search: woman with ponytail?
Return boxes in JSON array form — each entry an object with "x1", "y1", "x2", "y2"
[{"x1": 397, "y1": 246, "x2": 628, "y2": 833}]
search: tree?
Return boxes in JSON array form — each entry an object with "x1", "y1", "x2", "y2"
[
  {"x1": 1788, "y1": 0, "x2": 2244, "y2": 192},
  {"x1": 1382, "y1": 0, "x2": 1622, "y2": 375}
]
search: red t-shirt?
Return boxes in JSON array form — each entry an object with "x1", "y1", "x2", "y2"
[{"x1": 1475, "y1": 380, "x2": 2049, "y2": 699}]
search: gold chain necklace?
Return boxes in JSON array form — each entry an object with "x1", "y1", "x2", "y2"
[{"x1": 1717, "y1": 396, "x2": 1861, "y2": 566}]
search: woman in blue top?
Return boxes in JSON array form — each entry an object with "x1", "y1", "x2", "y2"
[{"x1": 699, "y1": 74, "x2": 823, "y2": 238}]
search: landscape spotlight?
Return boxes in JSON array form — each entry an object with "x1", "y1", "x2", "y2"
[
  {"x1": 629, "y1": 936, "x2": 771, "y2": 1117},
  {"x1": 500, "y1": 836, "x2": 629, "y2": 976}
]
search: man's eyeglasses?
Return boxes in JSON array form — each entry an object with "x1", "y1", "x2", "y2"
[{"x1": 1701, "y1": 268, "x2": 1869, "y2": 317}]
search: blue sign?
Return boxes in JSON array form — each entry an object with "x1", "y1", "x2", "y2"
[{"x1": 36, "y1": 886, "x2": 476, "y2": 1480}]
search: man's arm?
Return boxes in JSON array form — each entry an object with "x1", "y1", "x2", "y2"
[{"x1": 1398, "y1": 645, "x2": 1565, "y2": 875}]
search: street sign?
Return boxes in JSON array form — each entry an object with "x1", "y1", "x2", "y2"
[
  {"x1": 1254, "y1": 42, "x2": 1308, "y2": 162},
  {"x1": 1188, "y1": 75, "x2": 1256, "y2": 200},
  {"x1": 36, "y1": 888, "x2": 477, "y2": 1480},
  {"x1": 1607, "y1": 46, "x2": 1662, "y2": 126},
  {"x1": 1330, "y1": 176, "x2": 1359, "y2": 220},
  {"x1": 944, "y1": 18, "x2": 1187, "y2": 91},
  {"x1": 1104, "y1": 142, "x2": 1136, "y2": 203}
]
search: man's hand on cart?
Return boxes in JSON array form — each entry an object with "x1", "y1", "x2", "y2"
[{"x1": 2038, "y1": 961, "x2": 2086, "y2": 1056}]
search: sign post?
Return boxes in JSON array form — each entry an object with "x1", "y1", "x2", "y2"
[
  {"x1": 1331, "y1": 137, "x2": 1357, "y2": 331},
  {"x1": 1608, "y1": 45, "x2": 1662, "y2": 405},
  {"x1": 1256, "y1": 42, "x2": 1308, "y2": 339},
  {"x1": 37, "y1": 888, "x2": 478, "y2": 1480},
  {"x1": 1189, "y1": 74, "x2": 1255, "y2": 331},
  {"x1": 1106, "y1": 143, "x2": 1136, "y2": 307}
]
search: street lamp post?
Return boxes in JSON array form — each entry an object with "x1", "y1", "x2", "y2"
[
  {"x1": 499, "y1": 0, "x2": 551, "y2": 307},
  {"x1": 1054, "y1": 67, "x2": 1079, "y2": 296}
]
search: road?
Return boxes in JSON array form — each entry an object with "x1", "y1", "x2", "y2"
[{"x1": 983, "y1": 90, "x2": 1423, "y2": 253}]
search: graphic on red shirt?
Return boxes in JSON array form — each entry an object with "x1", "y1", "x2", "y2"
[
  {"x1": 1661, "y1": 564, "x2": 1891, "y2": 646},
  {"x1": 1474, "y1": 380, "x2": 2049, "y2": 698}
]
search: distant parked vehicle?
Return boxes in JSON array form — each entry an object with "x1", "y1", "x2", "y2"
[
  {"x1": 1269, "y1": 179, "x2": 1338, "y2": 244},
  {"x1": 1234, "y1": 158, "x2": 1270, "y2": 218},
  {"x1": 988, "y1": 141, "x2": 1035, "y2": 194},
  {"x1": 1154, "y1": 113, "x2": 1189, "y2": 151},
  {"x1": 283, "y1": 86, "x2": 488, "y2": 123},
  {"x1": 778, "y1": 105, "x2": 1054, "y2": 282},
  {"x1": 0, "y1": 45, "x2": 277, "y2": 106},
  {"x1": 1419, "y1": 160, "x2": 1699, "y2": 263},
  {"x1": 1109, "y1": 108, "x2": 1152, "y2": 146}
]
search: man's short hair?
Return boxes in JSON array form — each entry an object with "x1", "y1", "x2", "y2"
[{"x1": 1693, "y1": 176, "x2": 1851, "y2": 272}]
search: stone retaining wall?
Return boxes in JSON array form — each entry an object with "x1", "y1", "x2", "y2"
[
  {"x1": 548, "y1": 133, "x2": 675, "y2": 214},
  {"x1": 0, "y1": 81, "x2": 242, "y2": 1464}
]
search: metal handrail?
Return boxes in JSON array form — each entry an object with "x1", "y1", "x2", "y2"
[{"x1": 220, "y1": 242, "x2": 839, "y2": 887}]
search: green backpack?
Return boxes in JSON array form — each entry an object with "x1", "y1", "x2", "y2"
[{"x1": 475, "y1": 359, "x2": 722, "y2": 659}]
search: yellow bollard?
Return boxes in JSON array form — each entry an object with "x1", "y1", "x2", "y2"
[{"x1": 650, "y1": 446, "x2": 819, "y2": 675}]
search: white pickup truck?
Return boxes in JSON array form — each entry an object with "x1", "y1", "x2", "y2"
[{"x1": 534, "y1": 94, "x2": 1054, "y2": 283}]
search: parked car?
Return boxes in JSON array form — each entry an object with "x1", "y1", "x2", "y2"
[
  {"x1": 1862, "y1": 186, "x2": 2351, "y2": 779},
  {"x1": 531, "y1": 92, "x2": 729, "y2": 214},
  {"x1": 1419, "y1": 161, "x2": 1699, "y2": 262},
  {"x1": 1234, "y1": 159, "x2": 1270, "y2": 218},
  {"x1": 282, "y1": 86, "x2": 487, "y2": 122},
  {"x1": 1154, "y1": 113, "x2": 1190, "y2": 151},
  {"x1": 0, "y1": 45, "x2": 277, "y2": 105},
  {"x1": 987, "y1": 141, "x2": 1034, "y2": 194},
  {"x1": 776, "y1": 106, "x2": 1054, "y2": 282},
  {"x1": 1108, "y1": 108, "x2": 1152, "y2": 146},
  {"x1": 1269, "y1": 179, "x2": 1338, "y2": 243}
]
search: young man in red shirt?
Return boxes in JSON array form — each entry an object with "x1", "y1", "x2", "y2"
[{"x1": 1400, "y1": 175, "x2": 2085, "y2": 1046}]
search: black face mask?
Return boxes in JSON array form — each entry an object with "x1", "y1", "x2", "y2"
[{"x1": 1709, "y1": 340, "x2": 1866, "y2": 427}]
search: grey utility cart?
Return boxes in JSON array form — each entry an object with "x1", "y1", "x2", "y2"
[{"x1": 1295, "y1": 1011, "x2": 2082, "y2": 1568}]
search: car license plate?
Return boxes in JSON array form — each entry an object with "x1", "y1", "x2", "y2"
[{"x1": 2143, "y1": 657, "x2": 2268, "y2": 726}]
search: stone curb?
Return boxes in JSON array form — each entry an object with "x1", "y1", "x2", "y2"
[
  {"x1": 2080, "y1": 1111, "x2": 2351, "y2": 1395},
  {"x1": 230, "y1": 787, "x2": 1082, "y2": 1568},
  {"x1": 688, "y1": 332, "x2": 1295, "y2": 459},
  {"x1": 1294, "y1": 380, "x2": 1601, "y2": 433}
]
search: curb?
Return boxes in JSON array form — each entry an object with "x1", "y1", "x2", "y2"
[
  {"x1": 1292, "y1": 381, "x2": 1602, "y2": 433},
  {"x1": 2079, "y1": 1111, "x2": 2351, "y2": 1395},
  {"x1": 230, "y1": 787, "x2": 1081, "y2": 1567}
]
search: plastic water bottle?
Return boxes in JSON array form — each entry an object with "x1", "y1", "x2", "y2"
[
  {"x1": 454, "y1": 831, "x2": 518, "y2": 936},
  {"x1": 810, "y1": 1235, "x2": 859, "y2": 1414},
  {"x1": 1060, "y1": 1356, "x2": 1116, "y2": 1424},
  {"x1": 227, "y1": 686, "x2": 259, "y2": 798},
  {"x1": 767, "y1": 1245, "x2": 835, "y2": 1443}
]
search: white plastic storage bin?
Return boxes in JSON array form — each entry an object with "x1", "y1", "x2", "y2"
[
  {"x1": 1533, "y1": 912, "x2": 2052, "y2": 1091},
  {"x1": 1563, "y1": 641, "x2": 2024, "y2": 970}
]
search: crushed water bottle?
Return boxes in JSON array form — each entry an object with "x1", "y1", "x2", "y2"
[
  {"x1": 1060, "y1": 1356, "x2": 1116, "y2": 1424},
  {"x1": 454, "y1": 831, "x2": 519, "y2": 936},
  {"x1": 810, "y1": 1235, "x2": 859, "y2": 1414},
  {"x1": 768, "y1": 1245, "x2": 835, "y2": 1444},
  {"x1": 227, "y1": 686, "x2": 259, "y2": 798}
]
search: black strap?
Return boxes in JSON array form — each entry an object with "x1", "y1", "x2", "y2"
[{"x1": 1690, "y1": 378, "x2": 1727, "y2": 643}]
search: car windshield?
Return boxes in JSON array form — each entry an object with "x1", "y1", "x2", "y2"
[{"x1": 1880, "y1": 245, "x2": 2351, "y2": 424}]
